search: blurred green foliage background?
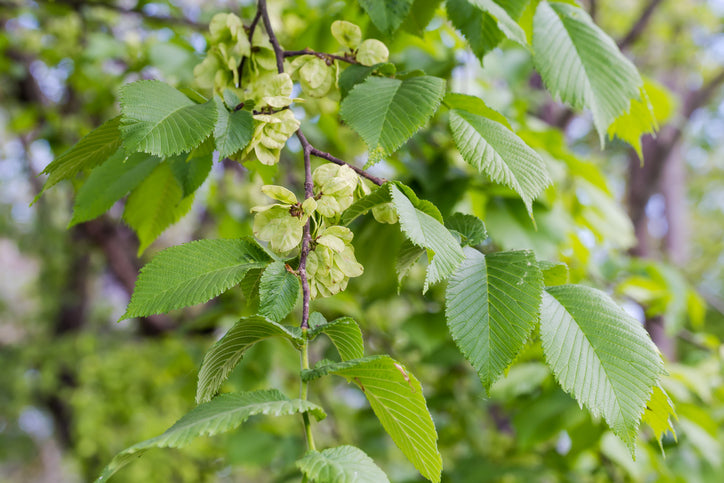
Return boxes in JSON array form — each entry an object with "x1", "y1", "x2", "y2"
[{"x1": 1, "y1": 0, "x2": 723, "y2": 481}]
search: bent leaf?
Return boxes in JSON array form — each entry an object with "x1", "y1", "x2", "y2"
[
  {"x1": 39, "y1": 116, "x2": 123, "y2": 197},
  {"x1": 445, "y1": 247, "x2": 543, "y2": 391},
  {"x1": 303, "y1": 356, "x2": 442, "y2": 483},
  {"x1": 214, "y1": 96, "x2": 254, "y2": 158},
  {"x1": 297, "y1": 445, "x2": 390, "y2": 483},
  {"x1": 196, "y1": 316, "x2": 301, "y2": 403},
  {"x1": 532, "y1": 1, "x2": 643, "y2": 143},
  {"x1": 309, "y1": 316, "x2": 364, "y2": 361},
  {"x1": 120, "y1": 80, "x2": 217, "y2": 156},
  {"x1": 390, "y1": 184, "x2": 464, "y2": 291},
  {"x1": 540, "y1": 285, "x2": 665, "y2": 454},
  {"x1": 340, "y1": 76, "x2": 446, "y2": 163},
  {"x1": 122, "y1": 238, "x2": 271, "y2": 320},
  {"x1": 450, "y1": 109, "x2": 551, "y2": 216},
  {"x1": 97, "y1": 390, "x2": 325, "y2": 482},
  {"x1": 445, "y1": 213, "x2": 487, "y2": 246},
  {"x1": 258, "y1": 261, "x2": 300, "y2": 322}
]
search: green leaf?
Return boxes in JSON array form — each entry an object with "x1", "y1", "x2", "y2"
[
  {"x1": 445, "y1": 213, "x2": 487, "y2": 246},
  {"x1": 196, "y1": 316, "x2": 301, "y2": 403},
  {"x1": 122, "y1": 238, "x2": 271, "y2": 321},
  {"x1": 469, "y1": 0, "x2": 527, "y2": 46},
  {"x1": 532, "y1": 1, "x2": 643, "y2": 142},
  {"x1": 38, "y1": 116, "x2": 123, "y2": 197},
  {"x1": 309, "y1": 316, "x2": 364, "y2": 361},
  {"x1": 97, "y1": 390, "x2": 325, "y2": 482},
  {"x1": 339, "y1": 63, "x2": 395, "y2": 99},
  {"x1": 444, "y1": 93, "x2": 512, "y2": 128},
  {"x1": 449, "y1": 109, "x2": 551, "y2": 216},
  {"x1": 122, "y1": 162, "x2": 194, "y2": 255},
  {"x1": 70, "y1": 150, "x2": 161, "y2": 226},
  {"x1": 607, "y1": 78, "x2": 674, "y2": 160},
  {"x1": 340, "y1": 76, "x2": 446, "y2": 163},
  {"x1": 258, "y1": 261, "x2": 300, "y2": 322},
  {"x1": 446, "y1": 0, "x2": 528, "y2": 60},
  {"x1": 359, "y1": 0, "x2": 414, "y2": 34},
  {"x1": 303, "y1": 356, "x2": 442, "y2": 483},
  {"x1": 538, "y1": 260, "x2": 569, "y2": 286},
  {"x1": 214, "y1": 96, "x2": 254, "y2": 158},
  {"x1": 445, "y1": 247, "x2": 543, "y2": 391},
  {"x1": 540, "y1": 285, "x2": 665, "y2": 453},
  {"x1": 642, "y1": 384, "x2": 677, "y2": 452},
  {"x1": 390, "y1": 185, "x2": 464, "y2": 291},
  {"x1": 342, "y1": 182, "x2": 394, "y2": 225},
  {"x1": 168, "y1": 141, "x2": 214, "y2": 197},
  {"x1": 120, "y1": 80, "x2": 217, "y2": 156},
  {"x1": 297, "y1": 445, "x2": 390, "y2": 483}
]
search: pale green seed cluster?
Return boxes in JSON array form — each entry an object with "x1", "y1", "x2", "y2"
[
  {"x1": 288, "y1": 20, "x2": 389, "y2": 99},
  {"x1": 252, "y1": 163, "x2": 380, "y2": 299},
  {"x1": 194, "y1": 13, "x2": 299, "y2": 166}
]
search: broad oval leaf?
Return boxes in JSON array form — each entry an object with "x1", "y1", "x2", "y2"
[
  {"x1": 297, "y1": 445, "x2": 390, "y2": 483},
  {"x1": 445, "y1": 247, "x2": 543, "y2": 391},
  {"x1": 196, "y1": 316, "x2": 302, "y2": 403},
  {"x1": 258, "y1": 261, "x2": 300, "y2": 322},
  {"x1": 70, "y1": 150, "x2": 161, "y2": 226},
  {"x1": 303, "y1": 356, "x2": 442, "y2": 483},
  {"x1": 359, "y1": 0, "x2": 413, "y2": 35},
  {"x1": 340, "y1": 76, "x2": 446, "y2": 163},
  {"x1": 38, "y1": 116, "x2": 123, "y2": 197},
  {"x1": 122, "y1": 162, "x2": 194, "y2": 255},
  {"x1": 449, "y1": 109, "x2": 551, "y2": 216},
  {"x1": 97, "y1": 389, "x2": 325, "y2": 482},
  {"x1": 120, "y1": 80, "x2": 217, "y2": 156},
  {"x1": 390, "y1": 184, "x2": 464, "y2": 291},
  {"x1": 213, "y1": 96, "x2": 254, "y2": 158},
  {"x1": 121, "y1": 238, "x2": 271, "y2": 320},
  {"x1": 540, "y1": 285, "x2": 665, "y2": 454},
  {"x1": 532, "y1": 1, "x2": 643, "y2": 142},
  {"x1": 309, "y1": 316, "x2": 364, "y2": 361}
]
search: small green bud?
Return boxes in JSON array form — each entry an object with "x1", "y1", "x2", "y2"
[
  {"x1": 357, "y1": 39, "x2": 389, "y2": 66},
  {"x1": 331, "y1": 20, "x2": 362, "y2": 50}
]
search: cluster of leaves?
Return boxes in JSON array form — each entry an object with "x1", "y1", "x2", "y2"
[{"x1": 37, "y1": 1, "x2": 684, "y2": 482}]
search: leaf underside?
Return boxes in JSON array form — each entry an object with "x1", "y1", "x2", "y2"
[
  {"x1": 196, "y1": 316, "x2": 301, "y2": 403},
  {"x1": 297, "y1": 445, "x2": 390, "y2": 483},
  {"x1": 539, "y1": 285, "x2": 664, "y2": 454},
  {"x1": 304, "y1": 356, "x2": 442, "y2": 483}
]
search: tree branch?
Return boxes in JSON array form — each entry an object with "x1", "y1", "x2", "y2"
[
  {"x1": 617, "y1": 0, "x2": 664, "y2": 50},
  {"x1": 254, "y1": 0, "x2": 385, "y2": 334},
  {"x1": 309, "y1": 147, "x2": 384, "y2": 185},
  {"x1": 283, "y1": 48, "x2": 359, "y2": 65}
]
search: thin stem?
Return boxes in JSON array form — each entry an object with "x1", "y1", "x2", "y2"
[
  {"x1": 257, "y1": 0, "x2": 284, "y2": 74},
  {"x1": 297, "y1": 131, "x2": 314, "y2": 329},
  {"x1": 284, "y1": 48, "x2": 359, "y2": 65},
  {"x1": 300, "y1": 328, "x2": 316, "y2": 451},
  {"x1": 309, "y1": 147, "x2": 385, "y2": 186}
]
